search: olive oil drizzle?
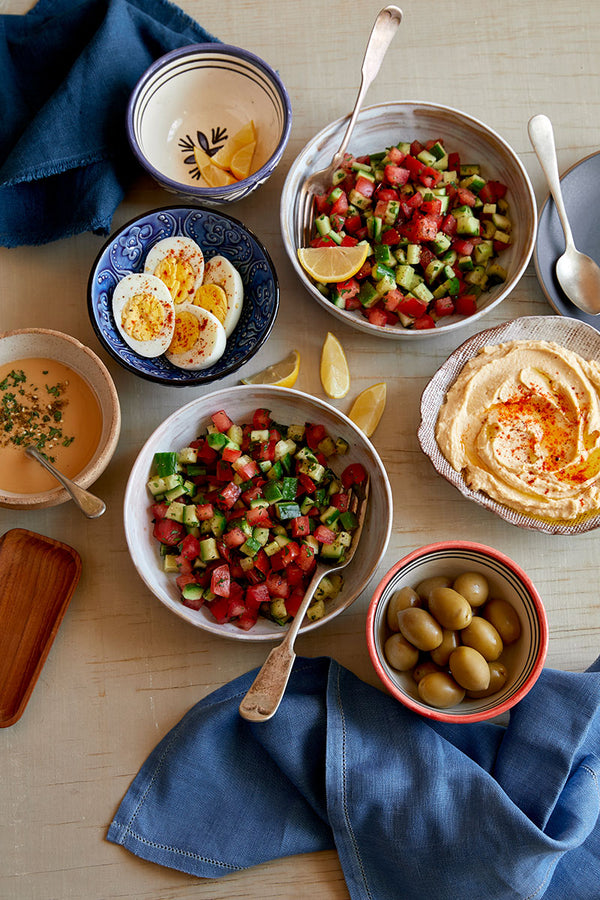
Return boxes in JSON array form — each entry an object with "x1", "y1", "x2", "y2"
[{"x1": 0, "y1": 368, "x2": 75, "y2": 463}]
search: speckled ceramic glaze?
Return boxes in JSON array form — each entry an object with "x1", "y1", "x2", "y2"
[
  {"x1": 281, "y1": 101, "x2": 537, "y2": 339},
  {"x1": 127, "y1": 43, "x2": 292, "y2": 204},
  {"x1": 366, "y1": 542, "x2": 548, "y2": 723},
  {"x1": 0, "y1": 329, "x2": 121, "y2": 510},
  {"x1": 88, "y1": 206, "x2": 279, "y2": 386},
  {"x1": 418, "y1": 314, "x2": 600, "y2": 534},
  {"x1": 124, "y1": 385, "x2": 393, "y2": 642}
]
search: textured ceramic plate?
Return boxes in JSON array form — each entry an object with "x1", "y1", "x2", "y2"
[
  {"x1": 281, "y1": 101, "x2": 536, "y2": 340},
  {"x1": 535, "y1": 151, "x2": 600, "y2": 329},
  {"x1": 124, "y1": 385, "x2": 393, "y2": 642},
  {"x1": 88, "y1": 206, "x2": 279, "y2": 386},
  {"x1": 418, "y1": 314, "x2": 600, "y2": 534},
  {"x1": 0, "y1": 528, "x2": 81, "y2": 727}
]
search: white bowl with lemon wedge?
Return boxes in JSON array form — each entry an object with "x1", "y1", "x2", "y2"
[
  {"x1": 127, "y1": 44, "x2": 292, "y2": 204},
  {"x1": 281, "y1": 101, "x2": 536, "y2": 339}
]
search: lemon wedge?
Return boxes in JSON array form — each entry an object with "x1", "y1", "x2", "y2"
[
  {"x1": 200, "y1": 163, "x2": 237, "y2": 187},
  {"x1": 348, "y1": 382, "x2": 386, "y2": 437},
  {"x1": 297, "y1": 244, "x2": 369, "y2": 284},
  {"x1": 320, "y1": 332, "x2": 350, "y2": 399},
  {"x1": 212, "y1": 121, "x2": 257, "y2": 171},
  {"x1": 241, "y1": 350, "x2": 300, "y2": 388},
  {"x1": 230, "y1": 141, "x2": 256, "y2": 180},
  {"x1": 193, "y1": 145, "x2": 211, "y2": 171}
]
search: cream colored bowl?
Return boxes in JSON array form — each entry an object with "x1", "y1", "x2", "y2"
[{"x1": 0, "y1": 329, "x2": 121, "y2": 510}]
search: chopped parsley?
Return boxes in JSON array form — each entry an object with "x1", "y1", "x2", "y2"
[{"x1": 0, "y1": 368, "x2": 75, "y2": 463}]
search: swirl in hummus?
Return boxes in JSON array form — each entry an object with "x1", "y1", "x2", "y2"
[{"x1": 435, "y1": 339, "x2": 600, "y2": 519}]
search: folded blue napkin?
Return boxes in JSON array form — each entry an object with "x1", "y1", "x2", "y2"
[
  {"x1": 0, "y1": 0, "x2": 217, "y2": 248},
  {"x1": 107, "y1": 654, "x2": 600, "y2": 899}
]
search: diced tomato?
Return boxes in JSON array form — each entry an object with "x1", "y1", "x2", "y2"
[
  {"x1": 340, "y1": 235, "x2": 359, "y2": 247},
  {"x1": 215, "y1": 459, "x2": 235, "y2": 481},
  {"x1": 285, "y1": 563, "x2": 305, "y2": 587},
  {"x1": 381, "y1": 227, "x2": 401, "y2": 246},
  {"x1": 410, "y1": 139, "x2": 422, "y2": 156},
  {"x1": 195, "y1": 440, "x2": 218, "y2": 463},
  {"x1": 175, "y1": 555, "x2": 193, "y2": 575},
  {"x1": 227, "y1": 593, "x2": 246, "y2": 619},
  {"x1": 290, "y1": 515, "x2": 311, "y2": 538},
  {"x1": 341, "y1": 462, "x2": 367, "y2": 489},
  {"x1": 151, "y1": 501, "x2": 169, "y2": 520},
  {"x1": 235, "y1": 610, "x2": 259, "y2": 630},
  {"x1": 344, "y1": 214, "x2": 363, "y2": 234},
  {"x1": 383, "y1": 288, "x2": 403, "y2": 312},
  {"x1": 206, "y1": 595, "x2": 230, "y2": 624},
  {"x1": 314, "y1": 192, "x2": 330, "y2": 215},
  {"x1": 252, "y1": 408, "x2": 271, "y2": 430},
  {"x1": 386, "y1": 146, "x2": 406, "y2": 165},
  {"x1": 278, "y1": 588, "x2": 301, "y2": 618},
  {"x1": 297, "y1": 543, "x2": 317, "y2": 573},
  {"x1": 311, "y1": 235, "x2": 336, "y2": 247},
  {"x1": 345, "y1": 295, "x2": 362, "y2": 310},
  {"x1": 210, "y1": 563, "x2": 230, "y2": 598},
  {"x1": 441, "y1": 213, "x2": 457, "y2": 236},
  {"x1": 355, "y1": 175, "x2": 375, "y2": 198},
  {"x1": 222, "y1": 445, "x2": 242, "y2": 464},
  {"x1": 403, "y1": 155, "x2": 424, "y2": 178},
  {"x1": 217, "y1": 481, "x2": 242, "y2": 510},
  {"x1": 421, "y1": 198, "x2": 442, "y2": 216},
  {"x1": 297, "y1": 472, "x2": 316, "y2": 495},
  {"x1": 384, "y1": 164, "x2": 410, "y2": 187},
  {"x1": 176, "y1": 573, "x2": 197, "y2": 591},
  {"x1": 266, "y1": 571, "x2": 289, "y2": 598},
  {"x1": 397, "y1": 295, "x2": 428, "y2": 318},
  {"x1": 314, "y1": 525, "x2": 336, "y2": 545},
  {"x1": 448, "y1": 151, "x2": 460, "y2": 172},
  {"x1": 456, "y1": 187, "x2": 477, "y2": 207},
  {"x1": 376, "y1": 187, "x2": 400, "y2": 202},
  {"x1": 434, "y1": 296, "x2": 455, "y2": 317},
  {"x1": 331, "y1": 492, "x2": 349, "y2": 511},
  {"x1": 305, "y1": 423, "x2": 326, "y2": 450},
  {"x1": 236, "y1": 458, "x2": 259, "y2": 480},
  {"x1": 455, "y1": 294, "x2": 478, "y2": 316},
  {"x1": 180, "y1": 534, "x2": 201, "y2": 560},
  {"x1": 245, "y1": 583, "x2": 270, "y2": 608},
  {"x1": 336, "y1": 278, "x2": 360, "y2": 301},
  {"x1": 211, "y1": 409, "x2": 233, "y2": 432},
  {"x1": 406, "y1": 214, "x2": 439, "y2": 242},
  {"x1": 367, "y1": 308, "x2": 387, "y2": 327},
  {"x1": 413, "y1": 314, "x2": 436, "y2": 330},
  {"x1": 280, "y1": 541, "x2": 300, "y2": 566},
  {"x1": 419, "y1": 246, "x2": 437, "y2": 272},
  {"x1": 452, "y1": 237, "x2": 474, "y2": 256},
  {"x1": 330, "y1": 192, "x2": 349, "y2": 216},
  {"x1": 152, "y1": 518, "x2": 186, "y2": 545},
  {"x1": 246, "y1": 506, "x2": 273, "y2": 527},
  {"x1": 418, "y1": 166, "x2": 442, "y2": 188}
]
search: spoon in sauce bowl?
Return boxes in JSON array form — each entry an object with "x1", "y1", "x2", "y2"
[
  {"x1": 25, "y1": 445, "x2": 106, "y2": 518},
  {"x1": 528, "y1": 114, "x2": 600, "y2": 316}
]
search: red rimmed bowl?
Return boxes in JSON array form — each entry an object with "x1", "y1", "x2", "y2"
[{"x1": 366, "y1": 541, "x2": 548, "y2": 723}]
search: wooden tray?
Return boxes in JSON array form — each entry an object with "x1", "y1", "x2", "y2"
[{"x1": 0, "y1": 528, "x2": 82, "y2": 727}]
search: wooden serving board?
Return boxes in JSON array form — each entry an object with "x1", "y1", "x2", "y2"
[{"x1": 0, "y1": 528, "x2": 81, "y2": 727}]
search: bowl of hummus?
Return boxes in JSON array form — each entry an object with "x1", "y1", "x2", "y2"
[{"x1": 418, "y1": 315, "x2": 600, "y2": 534}]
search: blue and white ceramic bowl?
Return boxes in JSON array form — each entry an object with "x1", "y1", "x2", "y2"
[
  {"x1": 87, "y1": 206, "x2": 279, "y2": 386},
  {"x1": 127, "y1": 44, "x2": 292, "y2": 204}
]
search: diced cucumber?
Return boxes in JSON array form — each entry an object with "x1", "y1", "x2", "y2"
[
  {"x1": 199, "y1": 537, "x2": 219, "y2": 562},
  {"x1": 177, "y1": 447, "x2": 198, "y2": 465},
  {"x1": 181, "y1": 583, "x2": 203, "y2": 602},
  {"x1": 306, "y1": 599, "x2": 326, "y2": 621},
  {"x1": 165, "y1": 502, "x2": 185, "y2": 523},
  {"x1": 154, "y1": 452, "x2": 178, "y2": 477},
  {"x1": 147, "y1": 476, "x2": 166, "y2": 497}
]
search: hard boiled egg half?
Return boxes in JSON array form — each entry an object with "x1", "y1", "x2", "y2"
[
  {"x1": 144, "y1": 236, "x2": 205, "y2": 305},
  {"x1": 166, "y1": 303, "x2": 227, "y2": 370},
  {"x1": 198, "y1": 255, "x2": 244, "y2": 337},
  {"x1": 112, "y1": 273, "x2": 175, "y2": 358}
]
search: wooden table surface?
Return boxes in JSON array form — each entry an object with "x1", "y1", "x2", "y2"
[{"x1": 1, "y1": 1, "x2": 600, "y2": 897}]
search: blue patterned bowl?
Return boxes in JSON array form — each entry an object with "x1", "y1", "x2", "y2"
[
  {"x1": 127, "y1": 44, "x2": 292, "y2": 204},
  {"x1": 87, "y1": 206, "x2": 279, "y2": 386}
]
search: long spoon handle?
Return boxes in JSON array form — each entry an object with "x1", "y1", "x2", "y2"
[
  {"x1": 25, "y1": 445, "x2": 106, "y2": 518},
  {"x1": 328, "y1": 6, "x2": 402, "y2": 172},
  {"x1": 528, "y1": 114, "x2": 575, "y2": 249}
]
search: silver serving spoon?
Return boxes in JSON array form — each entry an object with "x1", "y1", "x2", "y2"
[
  {"x1": 25, "y1": 445, "x2": 106, "y2": 518},
  {"x1": 528, "y1": 114, "x2": 600, "y2": 315}
]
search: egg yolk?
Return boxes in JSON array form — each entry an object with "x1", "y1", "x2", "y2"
[
  {"x1": 193, "y1": 283, "x2": 228, "y2": 324},
  {"x1": 154, "y1": 255, "x2": 195, "y2": 303},
  {"x1": 121, "y1": 293, "x2": 166, "y2": 342},
  {"x1": 169, "y1": 310, "x2": 201, "y2": 354}
]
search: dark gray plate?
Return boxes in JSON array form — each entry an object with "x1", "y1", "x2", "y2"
[{"x1": 534, "y1": 150, "x2": 600, "y2": 328}]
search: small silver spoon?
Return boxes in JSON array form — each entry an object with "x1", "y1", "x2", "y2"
[
  {"x1": 528, "y1": 114, "x2": 600, "y2": 316},
  {"x1": 25, "y1": 445, "x2": 106, "y2": 518}
]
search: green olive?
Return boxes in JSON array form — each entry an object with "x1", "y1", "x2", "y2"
[
  {"x1": 415, "y1": 575, "x2": 452, "y2": 604},
  {"x1": 449, "y1": 646, "x2": 490, "y2": 692},
  {"x1": 412, "y1": 660, "x2": 442, "y2": 683},
  {"x1": 467, "y1": 661, "x2": 509, "y2": 698},
  {"x1": 430, "y1": 628, "x2": 459, "y2": 667},
  {"x1": 460, "y1": 617, "x2": 503, "y2": 661},
  {"x1": 384, "y1": 633, "x2": 420, "y2": 671},
  {"x1": 397, "y1": 607, "x2": 443, "y2": 652},
  {"x1": 418, "y1": 671, "x2": 465, "y2": 708},
  {"x1": 483, "y1": 598, "x2": 521, "y2": 644},
  {"x1": 428, "y1": 587, "x2": 473, "y2": 630},
  {"x1": 452, "y1": 571, "x2": 489, "y2": 607},
  {"x1": 386, "y1": 586, "x2": 421, "y2": 631}
]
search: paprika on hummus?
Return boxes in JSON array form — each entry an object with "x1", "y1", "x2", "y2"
[{"x1": 435, "y1": 339, "x2": 600, "y2": 519}]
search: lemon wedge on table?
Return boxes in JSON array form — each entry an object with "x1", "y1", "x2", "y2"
[
  {"x1": 348, "y1": 382, "x2": 387, "y2": 437},
  {"x1": 241, "y1": 350, "x2": 300, "y2": 388},
  {"x1": 297, "y1": 244, "x2": 369, "y2": 284},
  {"x1": 320, "y1": 332, "x2": 350, "y2": 399}
]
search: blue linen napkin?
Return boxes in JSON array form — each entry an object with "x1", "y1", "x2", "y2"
[
  {"x1": 107, "y1": 654, "x2": 600, "y2": 899},
  {"x1": 0, "y1": 0, "x2": 218, "y2": 248}
]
